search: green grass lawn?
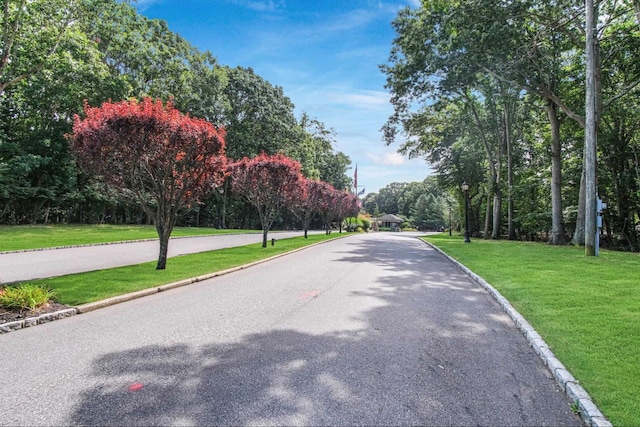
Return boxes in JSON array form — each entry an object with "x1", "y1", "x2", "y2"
[
  {"x1": 0, "y1": 224, "x2": 259, "y2": 252},
  {"x1": 424, "y1": 233, "x2": 640, "y2": 427},
  {"x1": 30, "y1": 233, "x2": 343, "y2": 306}
]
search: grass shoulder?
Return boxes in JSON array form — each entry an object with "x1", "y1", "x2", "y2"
[
  {"x1": 423, "y1": 233, "x2": 640, "y2": 427},
  {"x1": 0, "y1": 224, "x2": 259, "y2": 252}
]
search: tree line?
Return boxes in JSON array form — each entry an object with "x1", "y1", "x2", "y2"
[
  {"x1": 362, "y1": 178, "x2": 450, "y2": 231},
  {"x1": 382, "y1": 0, "x2": 640, "y2": 250},
  {"x1": 0, "y1": 0, "x2": 353, "y2": 228},
  {"x1": 70, "y1": 98, "x2": 359, "y2": 269}
]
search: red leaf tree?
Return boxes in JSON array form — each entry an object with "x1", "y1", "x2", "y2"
[
  {"x1": 317, "y1": 187, "x2": 361, "y2": 234},
  {"x1": 335, "y1": 192, "x2": 361, "y2": 233},
  {"x1": 317, "y1": 185, "x2": 341, "y2": 234},
  {"x1": 68, "y1": 98, "x2": 227, "y2": 270},
  {"x1": 230, "y1": 153, "x2": 305, "y2": 247},
  {"x1": 294, "y1": 179, "x2": 334, "y2": 238}
]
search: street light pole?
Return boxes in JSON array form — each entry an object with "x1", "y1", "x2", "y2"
[
  {"x1": 462, "y1": 182, "x2": 471, "y2": 243},
  {"x1": 448, "y1": 198, "x2": 452, "y2": 236}
]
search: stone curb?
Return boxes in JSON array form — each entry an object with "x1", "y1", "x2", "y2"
[
  {"x1": 0, "y1": 308, "x2": 78, "y2": 334},
  {"x1": 421, "y1": 239, "x2": 612, "y2": 427},
  {"x1": 2, "y1": 233, "x2": 350, "y2": 329}
]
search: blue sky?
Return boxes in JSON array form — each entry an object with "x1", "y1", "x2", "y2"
[{"x1": 134, "y1": 0, "x2": 430, "y2": 194}]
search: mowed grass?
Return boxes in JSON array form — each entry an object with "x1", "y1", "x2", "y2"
[
  {"x1": 424, "y1": 233, "x2": 640, "y2": 427},
  {"x1": 31, "y1": 233, "x2": 343, "y2": 306},
  {"x1": 0, "y1": 224, "x2": 258, "y2": 252}
]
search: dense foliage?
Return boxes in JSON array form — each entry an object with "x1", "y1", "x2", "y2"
[
  {"x1": 230, "y1": 153, "x2": 306, "y2": 247},
  {"x1": 382, "y1": 1, "x2": 640, "y2": 249},
  {"x1": 0, "y1": 0, "x2": 353, "y2": 229}
]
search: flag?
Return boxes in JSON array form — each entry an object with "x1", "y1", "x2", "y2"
[
  {"x1": 354, "y1": 164, "x2": 358, "y2": 193},
  {"x1": 358, "y1": 187, "x2": 365, "y2": 196}
]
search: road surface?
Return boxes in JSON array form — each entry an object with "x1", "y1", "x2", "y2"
[
  {"x1": 0, "y1": 233, "x2": 582, "y2": 426},
  {"x1": 0, "y1": 230, "x2": 321, "y2": 283}
]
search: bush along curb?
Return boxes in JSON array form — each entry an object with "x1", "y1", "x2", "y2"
[{"x1": 421, "y1": 239, "x2": 612, "y2": 427}]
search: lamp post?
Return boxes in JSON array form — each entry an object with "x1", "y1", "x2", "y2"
[
  {"x1": 462, "y1": 181, "x2": 471, "y2": 243},
  {"x1": 448, "y1": 197, "x2": 452, "y2": 236}
]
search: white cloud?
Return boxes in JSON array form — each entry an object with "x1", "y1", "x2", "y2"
[
  {"x1": 227, "y1": 0, "x2": 286, "y2": 12},
  {"x1": 327, "y1": 90, "x2": 389, "y2": 109},
  {"x1": 367, "y1": 151, "x2": 406, "y2": 166},
  {"x1": 132, "y1": 0, "x2": 165, "y2": 10}
]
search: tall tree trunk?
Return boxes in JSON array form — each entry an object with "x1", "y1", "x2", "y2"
[
  {"x1": 464, "y1": 91, "x2": 499, "y2": 240},
  {"x1": 492, "y1": 191, "x2": 501, "y2": 239},
  {"x1": 43, "y1": 206, "x2": 50, "y2": 225},
  {"x1": 584, "y1": 0, "x2": 598, "y2": 255},
  {"x1": 505, "y1": 107, "x2": 516, "y2": 240},
  {"x1": 484, "y1": 191, "x2": 491, "y2": 238},
  {"x1": 154, "y1": 201, "x2": 176, "y2": 270},
  {"x1": 262, "y1": 228, "x2": 268, "y2": 248},
  {"x1": 571, "y1": 168, "x2": 585, "y2": 246},
  {"x1": 572, "y1": 168, "x2": 586, "y2": 245},
  {"x1": 156, "y1": 228, "x2": 170, "y2": 270},
  {"x1": 155, "y1": 215, "x2": 175, "y2": 270},
  {"x1": 546, "y1": 100, "x2": 567, "y2": 245}
]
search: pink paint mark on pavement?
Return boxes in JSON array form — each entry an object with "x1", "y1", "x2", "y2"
[
  {"x1": 128, "y1": 383, "x2": 144, "y2": 391},
  {"x1": 299, "y1": 290, "x2": 320, "y2": 300}
]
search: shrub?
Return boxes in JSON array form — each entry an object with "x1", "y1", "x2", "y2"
[{"x1": 0, "y1": 283, "x2": 55, "y2": 311}]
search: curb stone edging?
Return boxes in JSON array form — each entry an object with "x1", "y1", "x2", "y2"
[
  {"x1": 0, "y1": 308, "x2": 78, "y2": 334},
  {"x1": 421, "y1": 239, "x2": 612, "y2": 427}
]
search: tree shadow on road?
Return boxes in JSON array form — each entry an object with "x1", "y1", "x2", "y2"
[{"x1": 70, "y1": 235, "x2": 582, "y2": 426}]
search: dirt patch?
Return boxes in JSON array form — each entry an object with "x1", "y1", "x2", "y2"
[{"x1": 0, "y1": 302, "x2": 71, "y2": 325}]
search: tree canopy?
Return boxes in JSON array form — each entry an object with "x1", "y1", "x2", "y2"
[
  {"x1": 381, "y1": 0, "x2": 640, "y2": 248},
  {"x1": 69, "y1": 98, "x2": 227, "y2": 269},
  {"x1": 230, "y1": 153, "x2": 305, "y2": 247},
  {"x1": 0, "y1": 0, "x2": 352, "y2": 228}
]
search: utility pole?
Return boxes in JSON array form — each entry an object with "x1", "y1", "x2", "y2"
[{"x1": 584, "y1": 0, "x2": 598, "y2": 256}]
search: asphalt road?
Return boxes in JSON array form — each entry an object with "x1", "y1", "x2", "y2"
[
  {"x1": 0, "y1": 232, "x2": 582, "y2": 426},
  {"x1": 0, "y1": 230, "x2": 321, "y2": 283}
]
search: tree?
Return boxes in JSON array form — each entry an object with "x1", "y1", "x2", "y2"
[
  {"x1": 68, "y1": 98, "x2": 227, "y2": 269},
  {"x1": 382, "y1": 2, "x2": 575, "y2": 244},
  {"x1": 230, "y1": 153, "x2": 305, "y2": 247},
  {"x1": 334, "y1": 192, "x2": 360, "y2": 233},
  {"x1": 412, "y1": 193, "x2": 444, "y2": 231},
  {"x1": 292, "y1": 113, "x2": 352, "y2": 190},
  {"x1": 317, "y1": 186, "x2": 341, "y2": 234},
  {"x1": 294, "y1": 179, "x2": 333, "y2": 238},
  {"x1": 0, "y1": 0, "x2": 80, "y2": 94},
  {"x1": 223, "y1": 67, "x2": 298, "y2": 160}
]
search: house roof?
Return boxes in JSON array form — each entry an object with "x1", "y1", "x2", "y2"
[{"x1": 377, "y1": 214, "x2": 404, "y2": 223}]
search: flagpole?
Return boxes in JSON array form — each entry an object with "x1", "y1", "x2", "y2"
[{"x1": 354, "y1": 164, "x2": 358, "y2": 195}]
